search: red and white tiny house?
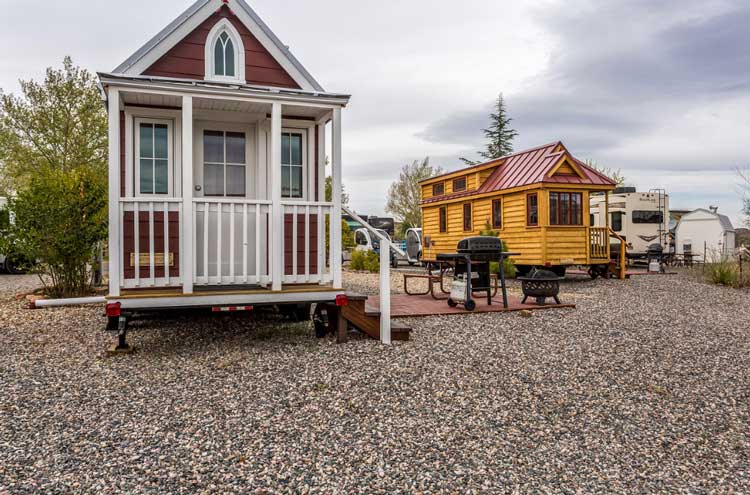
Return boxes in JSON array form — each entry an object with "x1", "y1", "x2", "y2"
[{"x1": 100, "y1": 0, "x2": 349, "y2": 316}]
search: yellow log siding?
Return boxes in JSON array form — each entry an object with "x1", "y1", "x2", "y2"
[{"x1": 422, "y1": 187, "x2": 606, "y2": 266}]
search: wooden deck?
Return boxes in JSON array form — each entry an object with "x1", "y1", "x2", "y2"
[
  {"x1": 113, "y1": 283, "x2": 339, "y2": 300},
  {"x1": 366, "y1": 293, "x2": 575, "y2": 318}
]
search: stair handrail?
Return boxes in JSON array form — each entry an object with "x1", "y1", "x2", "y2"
[
  {"x1": 342, "y1": 205, "x2": 393, "y2": 344},
  {"x1": 608, "y1": 227, "x2": 629, "y2": 280}
]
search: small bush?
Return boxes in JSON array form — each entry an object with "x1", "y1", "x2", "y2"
[{"x1": 350, "y1": 249, "x2": 379, "y2": 273}]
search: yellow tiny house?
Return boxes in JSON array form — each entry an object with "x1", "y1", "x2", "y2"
[{"x1": 420, "y1": 142, "x2": 618, "y2": 275}]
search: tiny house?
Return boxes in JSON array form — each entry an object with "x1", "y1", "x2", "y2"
[
  {"x1": 675, "y1": 208, "x2": 735, "y2": 260},
  {"x1": 590, "y1": 188, "x2": 670, "y2": 258},
  {"x1": 100, "y1": 0, "x2": 349, "y2": 321},
  {"x1": 420, "y1": 142, "x2": 617, "y2": 275}
]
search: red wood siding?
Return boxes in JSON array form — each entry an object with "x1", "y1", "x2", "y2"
[
  {"x1": 123, "y1": 212, "x2": 180, "y2": 280},
  {"x1": 143, "y1": 5, "x2": 300, "y2": 89},
  {"x1": 284, "y1": 213, "x2": 319, "y2": 275}
]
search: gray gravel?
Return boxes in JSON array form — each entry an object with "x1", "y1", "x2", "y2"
[{"x1": 1, "y1": 271, "x2": 749, "y2": 493}]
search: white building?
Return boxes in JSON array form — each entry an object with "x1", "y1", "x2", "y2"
[{"x1": 675, "y1": 208, "x2": 736, "y2": 260}]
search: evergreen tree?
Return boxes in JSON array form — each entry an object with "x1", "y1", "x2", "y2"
[{"x1": 461, "y1": 93, "x2": 518, "y2": 165}]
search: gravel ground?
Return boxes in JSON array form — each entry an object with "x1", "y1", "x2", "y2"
[{"x1": 1, "y1": 271, "x2": 749, "y2": 493}]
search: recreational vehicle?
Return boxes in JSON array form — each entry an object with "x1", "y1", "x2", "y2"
[
  {"x1": 590, "y1": 188, "x2": 670, "y2": 259},
  {"x1": 100, "y1": 0, "x2": 350, "y2": 330}
]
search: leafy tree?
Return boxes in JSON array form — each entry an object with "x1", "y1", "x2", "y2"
[
  {"x1": 0, "y1": 58, "x2": 108, "y2": 295},
  {"x1": 324, "y1": 175, "x2": 354, "y2": 251},
  {"x1": 739, "y1": 167, "x2": 750, "y2": 226},
  {"x1": 0, "y1": 57, "x2": 107, "y2": 189},
  {"x1": 324, "y1": 175, "x2": 350, "y2": 207},
  {"x1": 461, "y1": 93, "x2": 518, "y2": 165},
  {"x1": 586, "y1": 160, "x2": 626, "y2": 187},
  {"x1": 386, "y1": 157, "x2": 443, "y2": 237},
  {"x1": 2, "y1": 167, "x2": 107, "y2": 297}
]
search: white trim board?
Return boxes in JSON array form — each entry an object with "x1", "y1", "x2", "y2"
[{"x1": 112, "y1": 290, "x2": 344, "y2": 310}]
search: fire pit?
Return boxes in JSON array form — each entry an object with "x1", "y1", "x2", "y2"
[{"x1": 518, "y1": 269, "x2": 563, "y2": 306}]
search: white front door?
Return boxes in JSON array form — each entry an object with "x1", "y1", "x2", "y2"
[{"x1": 193, "y1": 122, "x2": 267, "y2": 284}]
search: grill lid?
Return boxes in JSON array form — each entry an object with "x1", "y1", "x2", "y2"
[{"x1": 457, "y1": 236, "x2": 503, "y2": 253}]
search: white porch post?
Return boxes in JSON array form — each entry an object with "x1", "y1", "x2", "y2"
[
  {"x1": 271, "y1": 102, "x2": 283, "y2": 291},
  {"x1": 182, "y1": 96, "x2": 194, "y2": 294},
  {"x1": 316, "y1": 121, "x2": 326, "y2": 202},
  {"x1": 107, "y1": 88, "x2": 121, "y2": 297},
  {"x1": 331, "y1": 107, "x2": 343, "y2": 289},
  {"x1": 380, "y1": 238, "x2": 392, "y2": 345}
]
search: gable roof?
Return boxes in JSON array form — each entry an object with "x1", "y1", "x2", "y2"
[
  {"x1": 113, "y1": 0, "x2": 324, "y2": 92},
  {"x1": 718, "y1": 214, "x2": 735, "y2": 233},
  {"x1": 421, "y1": 141, "x2": 616, "y2": 204},
  {"x1": 680, "y1": 209, "x2": 736, "y2": 233}
]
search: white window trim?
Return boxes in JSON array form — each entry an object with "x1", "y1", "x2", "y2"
[
  {"x1": 205, "y1": 18, "x2": 246, "y2": 83},
  {"x1": 281, "y1": 127, "x2": 308, "y2": 201},
  {"x1": 134, "y1": 118, "x2": 175, "y2": 197}
]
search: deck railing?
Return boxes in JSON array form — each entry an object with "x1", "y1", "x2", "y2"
[
  {"x1": 193, "y1": 199, "x2": 272, "y2": 286},
  {"x1": 281, "y1": 201, "x2": 332, "y2": 285},
  {"x1": 119, "y1": 198, "x2": 184, "y2": 289},
  {"x1": 589, "y1": 227, "x2": 610, "y2": 260}
]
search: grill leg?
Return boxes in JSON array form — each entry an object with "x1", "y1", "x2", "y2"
[{"x1": 499, "y1": 256, "x2": 509, "y2": 309}]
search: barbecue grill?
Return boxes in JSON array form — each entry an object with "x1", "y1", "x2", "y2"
[{"x1": 437, "y1": 236, "x2": 517, "y2": 311}]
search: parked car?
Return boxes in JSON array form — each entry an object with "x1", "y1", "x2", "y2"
[{"x1": 353, "y1": 228, "x2": 399, "y2": 268}]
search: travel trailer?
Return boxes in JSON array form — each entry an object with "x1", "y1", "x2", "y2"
[
  {"x1": 675, "y1": 208, "x2": 735, "y2": 261},
  {"x1": 590, "y1": 188, "x2": 670, "y2": 259},
  {"x1": 100, "y1": 0, "x2": 350, "y2": 329},
  {"x1": 420, "y1": 141, "x2": 619, "y2": 277}
]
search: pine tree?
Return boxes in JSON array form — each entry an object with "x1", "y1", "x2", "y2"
[{"x1": 461, "y1": 93, "x2": 518, "y2": 165}]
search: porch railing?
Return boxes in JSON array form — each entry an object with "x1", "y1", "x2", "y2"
[
  {"x1": 589, "y1": 227, "x2": 610, "y2": 260},
  {"x1": 281, "y1": 201, "x2": 332, "y2": 285},
  {"x1": 193, "y1": 199, "x2": 272, "y2": 286},
  {"x1": 119, "y1": 198, "x2": 184, "y2": 289}
]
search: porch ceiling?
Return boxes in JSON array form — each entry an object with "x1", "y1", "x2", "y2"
[{"x1": 121, "y1": 92, "x2": 182, "y2": 108}]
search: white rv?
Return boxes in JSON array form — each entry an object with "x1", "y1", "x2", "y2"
[
  {"x1": 590, "y1": 188, "x2": 670, "y2": 259},
  {"x1": 675, "y1": 208, "x2": 735, "y2": 261}
]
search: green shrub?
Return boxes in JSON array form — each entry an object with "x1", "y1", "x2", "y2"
[
  {"x1": 479, "y1": 221, "x2": 516, "y2": 278},
  {"x1": 350, "y1": 249, "x2": 379, "y2": 273},
  {"x1": 705, "y1": 258, "x2": 738, "y2": 286},
  {"x1": 2, "y1": 167, "x2": 107, "y2": 297}
]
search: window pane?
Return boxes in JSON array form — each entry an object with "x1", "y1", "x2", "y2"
[
  {"x1": 226, "y1": 132, "x2": 246, "y2": 164},
  {"x1": 291, "y1": 166, "x2": 303, "y2": 198},
  {"x1": 572, "y1": 193, "x2": 582, "y2": 225},
  {"x1": 226, "y1": 165, "x2": 246, "y2": 196},
  {"x1": 139, "y1": 124, "x2": 153, "y2": 158},
  {"x1": 154, "y1": 125, "x2": 169, "y2": 159},
  {"x1": 154, "y1": 159, "x2": 168, "y2": 194},
  {"x1": 550, "y1": 193, "x2": 559, "y2": 225},
  {"x1": 214, "y1": 41, "x2": 225, "y2": 76},
  {"x1": 224, "y1": 38, "x2": 235, "y2": 77},
  {"x1": 492, "y1": 200, "x2": 502, "y2": 228},
  {"x1": 560, "y1": 193, "x2": 570, "y2": 225},
  {"x1": 140, "y1": 159, "x2": 153, "y2": 194},
  {"x1": 281, "y1": 134, "x2": 291, "y2": 165},
  {"x1": 204, "y1": 131, "x2": 224, "y2": 163},
  {"x1": 204, "y1": 163, "x2": 224, "y2": 196},
  {"x1": 281, "y1": 165, "x2": 291, "y2": 197},
  {"x1": 290, "y1": 134, "x2": 302, "y2": 165}
]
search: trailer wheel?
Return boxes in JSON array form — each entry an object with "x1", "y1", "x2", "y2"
[
  {"x1": 4, "y1": 256, "x2": 23, "y2": 275},
  {"x1": 587, "y1": 267, "x2": 599, "y2": 280}
]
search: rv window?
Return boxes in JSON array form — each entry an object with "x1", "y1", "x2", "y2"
[
  {"x1": 453, "y1": 177, "x2": 467, "y2": 192},
  {"x1": 439, "y1": 206, "x2": 447, "y2": 233},
  {"x1": 632, "y1": 210, "x2": 663, "y2": 224},
  {"x1": 492, "y1": 199, "x2": 502, "y2": 229},
  {"x1": 463, "y1": 203, "x2": 472, "y2": 231},
  {"x1": 527, "y1": 193, "x2": 538, "y2": 226},
  {"x1": 432, "y1": 183, "x2": 445, "y2": 196},
  {"x1": 611, "y1": 212, "x2": 623, "y2": 231}
]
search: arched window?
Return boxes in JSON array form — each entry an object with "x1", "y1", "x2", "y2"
[
  {"x1": 205, "y1": 19, "x2": 245, "y2": 82},
  {"x1": 214, "y1": 32, "x2": 235, "y2": 77}
]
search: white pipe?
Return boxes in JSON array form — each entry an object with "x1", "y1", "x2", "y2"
[{"x1": 33, "y1": 296, "x2": 107, "y2": 309}]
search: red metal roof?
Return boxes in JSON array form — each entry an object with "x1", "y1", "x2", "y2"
[{"x1": 422, "y1": 141, "x2": 615, "y2": 204}]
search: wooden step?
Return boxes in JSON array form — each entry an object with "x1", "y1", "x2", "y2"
[{"x1": 339, "y1": 295, "x2": 411, "y2": 342}]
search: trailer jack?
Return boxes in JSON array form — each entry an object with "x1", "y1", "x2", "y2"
[{"x1": 108, "y1": 316, "x2": 134, "y2": 355}]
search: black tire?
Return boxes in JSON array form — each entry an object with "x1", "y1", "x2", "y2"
[
  {"x1": 464, "y1": 299, "x2": 477, "y2": 311},
  {"x1": 4, "y1": 256, "x2": 23, "y2": 275},
  {"x1": 391, "y1": 257, "x2": 399, "y2": 269},
  {"x1": 447, "y1": 298, "x2": 458, "y2": 308},
  {"x1": 106, "y1": 316, "x2": 120, "y2": 331},
  {"x1": 549, "y1": 266, "x2": 567, "y2": 277},
  {"x1": 588, "y1": 267, "x2": 599, "y2": 280}
]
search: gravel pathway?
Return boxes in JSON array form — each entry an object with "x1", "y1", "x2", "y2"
[{"x1": 1, "y1": 271, "x2": 749, "y2": 493}]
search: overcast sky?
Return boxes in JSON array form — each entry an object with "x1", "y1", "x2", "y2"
[{"x1": 0, "y1": 0, "x2": 747, "y2": 225}]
